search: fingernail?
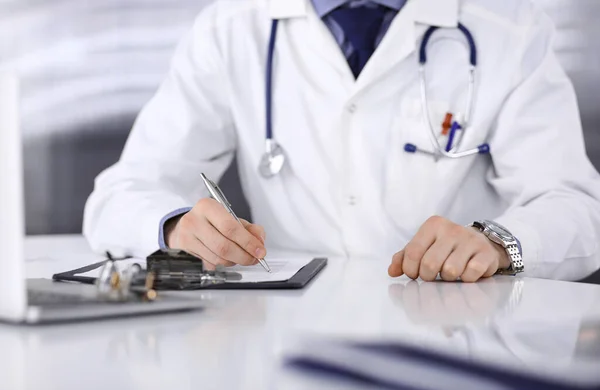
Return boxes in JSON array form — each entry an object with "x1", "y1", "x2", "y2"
[{"x1": 255, "y1": 248, "x2": 266, "y2": 258}]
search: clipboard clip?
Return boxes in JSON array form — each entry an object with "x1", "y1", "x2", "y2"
[{"x1": 146, "y1": 249, "x2": 242, "y2": 290}]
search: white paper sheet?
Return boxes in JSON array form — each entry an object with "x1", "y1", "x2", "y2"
[
  {"x1": 77, "y1": 257, "x2": 312, "y2": 283},
  {"x1": 226, "y1": 257, "x2": 311, "y2": 283}
]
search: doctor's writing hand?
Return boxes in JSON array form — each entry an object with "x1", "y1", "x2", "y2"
[
  {"x1": 165, "y1": 198, "x2": 267, "y2": 269},
  {"x1": 388, "y1": 216, "x2": 510, "y2": 283}
]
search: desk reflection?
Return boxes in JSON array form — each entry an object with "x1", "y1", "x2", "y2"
[
  {"x1": 388, "y1": 278, "x2": 521, "y2": 326},
  {"x1": 0, "y1": 294, "x2": 275, "y2": 390},
  {"x1": 283, "y1": 278, "x2": 600, "y2": 389},
  {"x1": 384, "y1": 277, "x2": 600, "y2": 385}
]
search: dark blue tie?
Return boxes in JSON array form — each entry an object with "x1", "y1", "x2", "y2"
[{"x1": 328, "y1": 5, "x2": 388, "y2": 78}]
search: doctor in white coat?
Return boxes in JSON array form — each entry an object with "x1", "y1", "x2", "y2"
[{"x1": 84, "y1": 0, "x2": 600, "y2": 282}]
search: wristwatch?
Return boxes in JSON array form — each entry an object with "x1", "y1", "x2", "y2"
[{"x1": 470, "y1": 220, "x2": 524, "y2": 275}]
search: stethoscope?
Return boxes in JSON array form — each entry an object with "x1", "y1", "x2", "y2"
[
  {"x1": 259, "y1": 20, "x2": 286, "y2": 178},
  {"x1": 259, "y1": 20, "x2": 491, "y2": 178},
  {"x1": 405, "y1": 23, "x2": 491, "y2": 159}
]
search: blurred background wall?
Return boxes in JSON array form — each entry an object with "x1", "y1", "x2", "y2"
[
  {"x1": 1, "y1": 0, "x2": 222, "y2": 234},
  {"x1": 1, "y1": 0, "x2": 599, "y2": 277}
]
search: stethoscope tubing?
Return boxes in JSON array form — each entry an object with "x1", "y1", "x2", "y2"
[
  {"x1": 419, "y1": 64, "x2": 483, "y2": 159},
  {"x1": 420, "y1": 23, "x2": 477, "y2": 67},
  {"x1": 417, "y1": 23, "x2": 489, "y2": 159},
  {"x1": 266, "y1": 19, "x2": 279, "y2": 142}
]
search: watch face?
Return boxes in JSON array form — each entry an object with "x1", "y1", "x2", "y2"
[{"x1": 484, "y1": 220, "x2": 513, "y2": 241}]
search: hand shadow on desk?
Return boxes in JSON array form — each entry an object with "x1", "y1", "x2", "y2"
[{"x1": 388, "y1": 278, "x2": 511, "y2": 326}]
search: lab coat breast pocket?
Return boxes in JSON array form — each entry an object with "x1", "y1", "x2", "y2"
[{"x1": 384, "y1": 98, "x2": 451, "y2": 233}]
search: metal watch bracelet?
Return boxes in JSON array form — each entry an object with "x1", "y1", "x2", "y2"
[{"x1": 471, "y1": 220, "x2": 524, "y2": 275}]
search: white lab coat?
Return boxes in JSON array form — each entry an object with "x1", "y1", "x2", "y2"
[{"x1": 84, "y1": 0, "x2": 600, "y2": 281}]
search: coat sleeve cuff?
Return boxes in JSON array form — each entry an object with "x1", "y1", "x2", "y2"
[
  {"x1": 158, "y1": 207, "x2": 193, "y2": 250},
  {"x1": 493, "y1": 215, "x2": 543, "y2": 275}
]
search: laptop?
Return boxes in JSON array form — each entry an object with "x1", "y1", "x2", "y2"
[{"x1": 0, "y1": 71, "x2": 204, "y2": 324}]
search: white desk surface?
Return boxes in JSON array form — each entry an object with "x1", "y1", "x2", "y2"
[{"x1": 0, "y1": 235, "x2": 598, "y2": 390}]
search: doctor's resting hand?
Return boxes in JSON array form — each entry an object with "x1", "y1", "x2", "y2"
[
  {"x1": 388, "y1": 216, "x2": 510, "y2": 283},
  {"x1": 164, "y1": 198, "x2": 267, "y2": 270}
]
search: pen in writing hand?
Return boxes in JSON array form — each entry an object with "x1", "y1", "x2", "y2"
[{"x1": 200, "y1": 173, "x2": 272, "y2": 273}]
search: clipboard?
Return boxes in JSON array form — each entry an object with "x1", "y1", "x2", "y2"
[
  {"x1": 53, "y1": 256, "x2": 327, "y2": 291},
  {"x1": 207, "y1": 258, "x2": 328, "y2": 290}
]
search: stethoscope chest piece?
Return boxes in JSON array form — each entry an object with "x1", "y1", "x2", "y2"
[{"x1": 259, "y1": 139, "x2": 286, "y2": 178}]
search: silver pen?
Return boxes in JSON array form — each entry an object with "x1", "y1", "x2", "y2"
[{"x1": 200, "y1": 173, "x2": 272, "y2": 273}]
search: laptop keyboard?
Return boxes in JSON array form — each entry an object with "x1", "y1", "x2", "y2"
[{"x1": 27, "y1": 289, "x2": 97, "y2": 306}]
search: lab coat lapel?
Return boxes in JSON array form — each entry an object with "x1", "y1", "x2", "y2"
[
  {"x1": 305, "y1": 3, "x2": 357, "y2": 82},
  {"x1": 352, "y1": 0, "x2": 459, "y2": 93},
  {"x1": 352, "y1": 2, "x2": 418, "y2": 92},
  {"x1": 270, "y1": 0, "x2": 355, "y2": 83}
]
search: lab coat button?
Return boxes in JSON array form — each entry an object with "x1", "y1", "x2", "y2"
[
  {"x1": 348, "y1": 196, "x2": 357, "y2": 205},
  {"x1": 347, "y1": 104, "x2": 357, "y2": 113}
]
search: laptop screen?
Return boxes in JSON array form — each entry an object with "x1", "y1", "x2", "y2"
[{"x1": 0, "y1": 71, "x2": 28, "y2": 321}]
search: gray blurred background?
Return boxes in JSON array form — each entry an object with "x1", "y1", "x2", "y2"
[{"x1": 2, "y1": 0, "x2": 599, "y2": 281}]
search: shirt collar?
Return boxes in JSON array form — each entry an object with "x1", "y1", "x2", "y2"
[
  {"x1": 268, "y1": 0, "x2": 458, "y2": 28},
  {"x1": 311, "y1": 0, "x2": 408, "y2": 18}
]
